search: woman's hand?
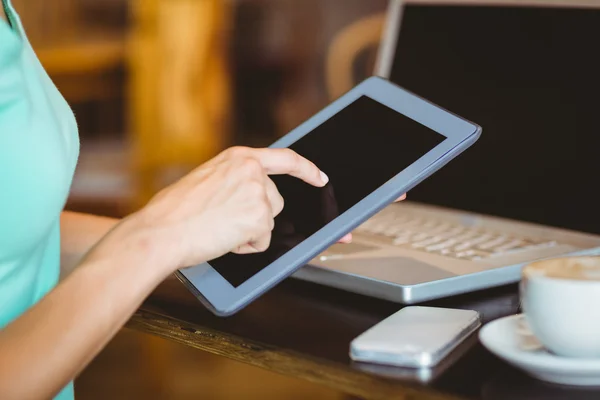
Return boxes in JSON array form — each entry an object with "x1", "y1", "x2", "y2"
[{"x1": 87, "y1": 147, "x2": 329, "y2": 277}]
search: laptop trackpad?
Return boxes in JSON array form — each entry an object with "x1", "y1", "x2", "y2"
[{"x1": 320, "y1": 257, "x2": 456, "y2": 285}]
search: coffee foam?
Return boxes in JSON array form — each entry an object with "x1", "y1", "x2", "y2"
[{"x1": 523, "y1": 257, "x2": 600, "y2": 281}]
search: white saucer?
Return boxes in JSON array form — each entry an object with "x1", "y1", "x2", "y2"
[{"x1": 479, "y1": 314, "x2": 600, "y2": 387}]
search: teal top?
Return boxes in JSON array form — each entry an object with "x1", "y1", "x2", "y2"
[{"x1": 0, "y1": 1, "x2": 79, "y2": 398}]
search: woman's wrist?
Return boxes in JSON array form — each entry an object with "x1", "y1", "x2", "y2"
[{"x1": 82, "y1": 212, "x2": 180, "y2": 286}]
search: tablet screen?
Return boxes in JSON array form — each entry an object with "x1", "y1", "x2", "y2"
[{"x1": 209, "y1": 95, "x2": 445, "y2": 287}]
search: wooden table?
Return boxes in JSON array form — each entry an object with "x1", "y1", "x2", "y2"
[{"x1": 127, "y1": 276, "x2": 598, "y2": 400}]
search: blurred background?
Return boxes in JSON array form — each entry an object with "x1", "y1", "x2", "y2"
[{"x1": 10, "y1": 0, "x2": 388, "y2": 398}]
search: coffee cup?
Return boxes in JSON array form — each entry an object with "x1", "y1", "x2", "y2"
[{"x1": 520, "y1": 256, "x2": 600, "y2": 358}]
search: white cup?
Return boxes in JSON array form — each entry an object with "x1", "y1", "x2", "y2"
[{"x1": 520, "y1": 256, "x2": 600, "y2": 358}]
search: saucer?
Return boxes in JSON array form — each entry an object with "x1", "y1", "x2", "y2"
[{"x1": 479, "y1": 314, "x2": 600, "y2": 387}]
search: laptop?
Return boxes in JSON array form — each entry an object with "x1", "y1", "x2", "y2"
[{"x1": 292, "y1": 0, "x2": 600, "y2": 303}]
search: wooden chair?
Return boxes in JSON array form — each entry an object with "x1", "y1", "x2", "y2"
[{"x1": 325, "y1": 13, "x2": 386, "y2": 101}]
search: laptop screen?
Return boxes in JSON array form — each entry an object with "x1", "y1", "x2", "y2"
[{"x1": 387, "y1": 4, "x2": 600, "y2": 235}]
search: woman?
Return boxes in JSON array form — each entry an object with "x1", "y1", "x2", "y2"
[{"x1": 0, "y1": 2, "x2": 405, "y2": 399}]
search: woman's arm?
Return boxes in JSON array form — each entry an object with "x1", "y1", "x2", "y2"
[
  {"x1": 60, "y1": 211, "x2": 119, "y2": 277},
  {"x1": 0, "y1": 147, "x2": 328, "y2": 399},
  {"x1": 0, "y1": 223, "x2": 166, "y2": 399}
]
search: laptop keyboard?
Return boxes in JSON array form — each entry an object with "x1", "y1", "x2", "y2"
[{"x1": 356, "y1": 209, "x2": 559, "y2": 261}]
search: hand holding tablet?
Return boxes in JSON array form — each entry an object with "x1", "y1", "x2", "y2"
[
  {"x1": 147, "y1": 147, "x2": 332, "y2": 266},
  {"x1": 174, "y1": 77, "x2": 481, "y2": 316}
]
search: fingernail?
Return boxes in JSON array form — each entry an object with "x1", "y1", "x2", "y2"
[{"x1": 320, "y1": 171, "x2": 329, "y2": 185}]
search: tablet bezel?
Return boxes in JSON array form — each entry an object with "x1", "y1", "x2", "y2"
[{"x1": 176, "y1": 76, "x2": 481, "y2": 316}]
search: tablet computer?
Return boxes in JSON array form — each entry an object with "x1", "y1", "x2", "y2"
[{"x1": 176, "y1": 76, "x2": 481, "y2": 316}]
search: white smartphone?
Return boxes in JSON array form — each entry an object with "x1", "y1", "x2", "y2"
[{"x1": 350, "y1": 306, "x2": 480, "y2": 368}]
